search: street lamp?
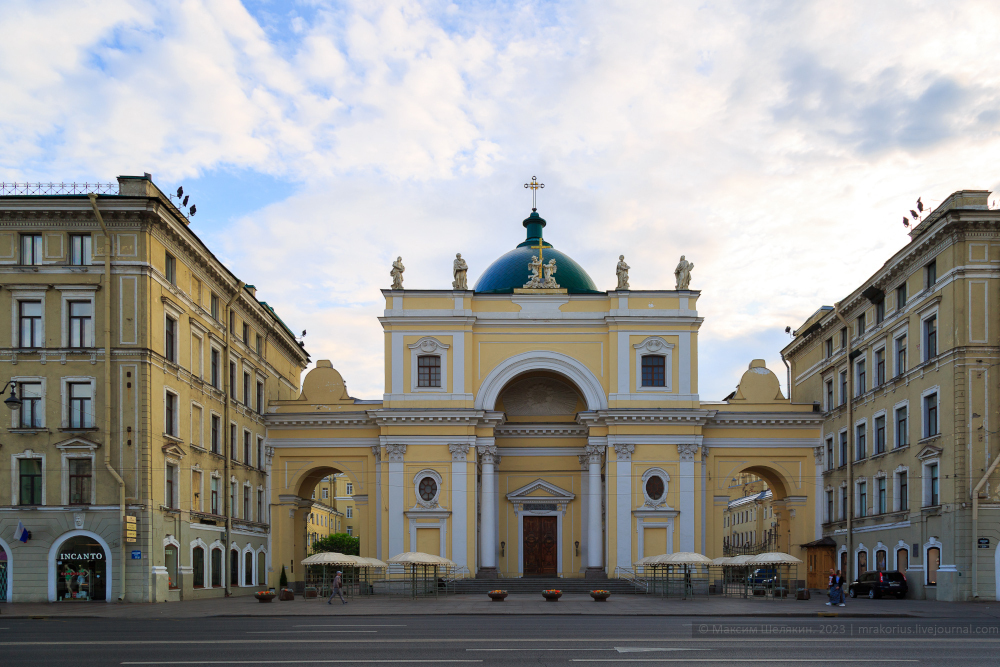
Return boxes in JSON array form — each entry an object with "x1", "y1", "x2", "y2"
[{"x1": 2, "y1": 381, "x2": 22, "y2": 411}]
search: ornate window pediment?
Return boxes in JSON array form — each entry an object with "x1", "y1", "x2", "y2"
[
  {"x1": 634, "y1": 336, "x2": 674, "y2": 393},
  {"x1": 917, "y1": 443, "x2": 942, "y2": 460},
  {"x1": 54, "y1": 435, "x2": 101, "y2": 451}
]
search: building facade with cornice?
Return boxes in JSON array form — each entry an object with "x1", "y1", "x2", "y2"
[
  {"x1": 0, "y1": 176, "x2": 308, "y2": 603},
  {"x1": 782, "y1": 190, "x2": 1000, "y2": 601},
  {"x1": 266, "y1": 206, "x2": 824, "y2": 590}
]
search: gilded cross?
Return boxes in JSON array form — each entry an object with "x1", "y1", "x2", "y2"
[
  {"x1": 524, "y1": 176, "x2": 544, "y2": 211},
  {"x1": 530, "y1": 236, "x2": 545, "y2": 263}
]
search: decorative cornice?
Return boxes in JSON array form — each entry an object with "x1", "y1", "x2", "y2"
[
  {"x1": 495, "y1": 423, "x2": 588, "y2": 438},
  {"x1": 707, "y1": 412, "x2": 825, "y2": 428},
  {"x1": 580, "y1": 409, "x2": 713, "y2": 427},
  {"x1": 263, "y1": 411, "x2": 374, "y2": 429}
]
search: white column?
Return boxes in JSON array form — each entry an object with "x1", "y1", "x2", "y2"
[
  {"x1": 701, "y1": 445, "x2": 708, "y2": 555},
  {"x1": 449, "y1": 444, "x2": 470, "y2": 569},
  {"x1": 586, "y1": 444, "x2": 604, "y2": 573},
  {"x1": 678, "y1": 444, "x2": 698, "y2": 553},
  {"x1": 494, "y1": 455, "x2": 502, "y2": 566},
  {"x1": 578, "y1": 455, "x2": 589, "y2": 573},
  {"x1": 814, "y1": 445, "x2": 825, "y2": 540},
  {"x1": 386, "y1": 444, "x2": 406, "y2": 558},
  {"x1": 478, "y1": 445, "x2": 498, "y2": 574},
  {"x1": 614, "y1": 444, "x2": 634, "y2": 570},
  {"x1": 372, "y1": 445, "x2": 382, "y2": 560}
]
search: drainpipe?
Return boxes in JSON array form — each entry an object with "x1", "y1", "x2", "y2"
[
  {"x1": 223, "y1": 282, "x2": 244, "y2": 596},
  {"x1": 971, "y1": 449, "x2": 1000, "y2": 598},
  {"x1": 88, "y1": 194, "x2": 127, "y2": 601},
  {"x1": 834, "y1": 302, "x2": 854, "y2": 578},
  {"x1": 780, "y1": 353, "x2": 792, "y2": 402}
]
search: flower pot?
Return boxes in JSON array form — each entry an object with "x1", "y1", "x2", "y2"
[
  {"x1": 304, "y1": 587, "x2": 318, "y2": 599},
  {"x1": 279, "y1": 588, "x2": 295, "y2": 601},
  {"x1": 488, "y1": 592, "x2": 508, "y2": 602},
  {"x1": 541, "y1": 591, "x2": 562, "y2": 602},
  {"x1": 255, "y1": 592, "x2": 276, "y2": 603},
  {"x1": 590, "y1": 591, "x2": 611, "y2": 602}
]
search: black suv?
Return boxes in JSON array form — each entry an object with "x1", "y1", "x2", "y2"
[{"x1": 848, "y1": 570, "x2": 908, "y2": 599}]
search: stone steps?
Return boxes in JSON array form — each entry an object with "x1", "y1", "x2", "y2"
[{"x1": 453, "y1": 577, "x2": 642, "y2": 595}]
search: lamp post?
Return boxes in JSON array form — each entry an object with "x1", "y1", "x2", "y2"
[{"x1": 2, "y1": 380, "x2": 22, "y2": 412}]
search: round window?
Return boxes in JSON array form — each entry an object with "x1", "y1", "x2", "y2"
[
  {"x1": 418, "y1": 477, "x2": 438, "y2": 502},
  {"x1": 645, "y1": 475, "x2": 665, "y2": 501}
]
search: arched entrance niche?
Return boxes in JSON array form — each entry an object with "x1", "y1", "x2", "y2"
[
  {"x1": 0, "y1": 537, "x2": 11, "y2": 602},
  {"x1": 720, "y1": 463, "x2": 804, "y2": 556},
  {"x1": 48, "y1": 530, "x2": 113, "y2": 602},
  {"x1": 476, "y1": 350, "x2": 608, "y2": 412}
]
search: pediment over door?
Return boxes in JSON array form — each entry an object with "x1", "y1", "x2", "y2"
[{"x1": 506, "y1": 479, "x2": 576, "y2": 514}]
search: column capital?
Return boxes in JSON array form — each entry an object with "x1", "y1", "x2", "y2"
[
  {"x1": 813, "y1": 444, "x2": 825, "y2": 462},
  {"x1": 385, "y1": 443, "x2": 407, "y2": 462},
  {"x1": 677, "y1": 443, "x2": 699, "y2": 461},
  {"x1": 371, "y1": 445, "x2": 381, "y2": 462},
  {"x1": 449, "y1": 443, "x2": 470, "y2": 461},
  {"x1": 264, "y1": 445, "x2": 275, "y2": 466},
  {"x1": 613, "y1": 443, "x2": 634, "y2": 461},
  {"x1": 578, "y1": 454, "x2": 590, "y2": 469},
  {"x1": 585, "y1": 444, "x2": 604, "y2": 464},
  {"x1": 477, "y1": 444, "x2": 498, "y2": 464}
]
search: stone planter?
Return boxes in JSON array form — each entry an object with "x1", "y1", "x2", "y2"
[
  {"x1": 487, "y1": 591, "x2": 508, "y2": 602},
  {"x1": 304, "y1": 587, "x2": 318, "y2": 599},
  {"x1": 255, "y1": 591, "x2": 276, "y2": 603},
  {"x1": 542, "y1": 591, "x2": 562, "y2": 602},
  {"x1": 590, "y1": 591, "x2": 611, "y2": 602},
  {"x1": 279, "y1": 588, "x2": 295, "y2": 601}
]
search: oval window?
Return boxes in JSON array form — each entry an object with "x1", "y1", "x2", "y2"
[
  {"x1": 418, "y1": 477, "x2": 438, "y2": 502},
  {"x1": 645, "y1": 475, "x2": 665, "y2": 501}
]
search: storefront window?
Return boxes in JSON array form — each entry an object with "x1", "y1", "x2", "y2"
[
  {"x1": 857, "y1": 550, "x2": 867, "y2": 576},
  {"x1": 927, "y1": 547, "x2": 940, "y2": 585},
  {"x1": 56, "y1": 536, "x2": 107, "y2": 601},
  {"x1": 165, "y1": 545, "x2": 179, "y2": 589},
  {"x1": 876, "y1": 550, "x2": 887, "y2": 571}
]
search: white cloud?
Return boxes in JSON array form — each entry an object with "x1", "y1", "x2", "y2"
[{"x1": 3, "y1": 0, "x2": 1000, "y2": 400}]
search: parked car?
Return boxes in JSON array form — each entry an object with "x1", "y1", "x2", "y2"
[
  {"x1": 747, "y1": 567, "x2": 778, "y2": 586},
  {"x1": 848, "y1": 570, "x2": 907, "y2": 599}
]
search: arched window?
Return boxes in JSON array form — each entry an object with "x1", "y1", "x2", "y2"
[
  {"x1": 875, "y1": 549, "x2": 887, "y2": 571},
  {"x1": 211, "y1": 549, "x2": 223, "y2": 587},
  {"x1": 857, "y1": 549, "x2": 868, "y2": 576},
  {"x1": 244, "y1": 551, "x2": 253, "y2": 586},
  {"x1": 258, "y1": 551, "x2": 266, "y2": 586},
  {"x1": 164, "y1": 544, "x2": 179, "y2": 590},
  {"x1": 926, "y1": 547, "x2": 940, "y2": 585},
  {"x1": 193, "y1": 547, "x2": 205, "y2": 588},
  {"x1": 230, "y1": 549, "x2": 239, "y2": 586},
  {"x1": 895, "y1": 547, "x2": 908, "y2": 573}
]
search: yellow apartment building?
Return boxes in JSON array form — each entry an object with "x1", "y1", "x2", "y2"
[
  {"x1": 783, "y1": 190, "x2": 1000, "y2": 601},
  {"x1": 0, "y1": 176, "x2": 308, "y2": 603}
]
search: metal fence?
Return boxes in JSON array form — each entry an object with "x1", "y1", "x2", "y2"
[
  {"x1": 723, "y1": 528, "x2": 777, "y2": 556},
  {"x1": 0, "y1": 182, "x2": 119, "y2": 196}
]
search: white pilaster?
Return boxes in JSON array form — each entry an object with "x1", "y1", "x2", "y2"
[
  {"x1": 586, "y1": 444, "x2": 604, "y2": 571},
  {"x1": 679, "y1": 332, "x2": 692, "y2": 396},
  {"x1": 372, "y1": 445, "x2": 382, "y2": 560},
  {"x1": 385, "y1": 444, "x2": 406, "y2": 558},
  {"x1": 450, "y1": 444, "x2": 469, "y2": 569},
  {"x1": 678, "y1": 444, "x2": 698, "y2": 553},
  {"x1": 453, "y1": 332, "x2": 465, "y2": 394},
  {"x1": 478, "y1": 445, "x2": 498, "y2": 571},
  {"x1": 614, "y1": 444, "x2": 634, "y2": 569},
  {"x1": 578, "y1": 455, "x2": 589, "y2": 573},
  {"x1": 701, "y1": 445, "x2": 708, "y2": 555}
]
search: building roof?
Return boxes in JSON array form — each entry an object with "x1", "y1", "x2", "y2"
[
  {"x1": 473, "y1": 210, "x2": 600, "y2": 294},
  {"x1": 727, "y1": 489, "x2": 772, "y2": 509}
]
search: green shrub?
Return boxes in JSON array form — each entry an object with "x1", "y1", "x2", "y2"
[
  {"x1": 310, "y1": 533, "x2": 361, "y2": 556},
  {"x1": 279, "y1": 565, "x2": 288, "y2": 588}
]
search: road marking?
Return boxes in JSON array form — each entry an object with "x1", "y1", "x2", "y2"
[
  {"x1": 571, "y1": 661, "x2": 919, "y2": 664},
  {"x1": 617, "y1": 648, "x2": 708, "y2": 653},
  {"x1": 122, "y1": 662, "x2": 481, "y2": 665},
  {"x1": 465, "y1": 648, "x2": 706, "y2": 652},
  {"x1": 2, "y1": 638, "x2": 996, "y2": 646},
  {"x1": 246, "y1": 631, "x2": 378, "y2": 634},
  {"x1": 293, "y1": 625, "x2": 406, "y2": 628}
]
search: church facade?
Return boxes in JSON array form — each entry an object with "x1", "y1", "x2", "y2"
[{"x1": 265, "y1": 207, "x2": 824, "y2": 586}]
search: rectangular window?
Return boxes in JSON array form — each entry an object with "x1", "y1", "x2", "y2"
[
  {"x1": 211, "y1": 477, "x2": 220, "y2": 514},
  {"x1": 230, "y1": 424, "x2": 237, "y2": 459},
  {"x1": 925, "y1": 259, "x2": 937, "y2": 288},
  {"x1": 165, "y1": 316, "x2": 177, "y2": 363},
  {"x1": 257, "y1": 490, "x2": 263, "y2": 522},
  {"x1": 256, "y1": 333, "x2": 262, "y2": 354},
  {"x1": 839, "y1": 371, "x2": 847, "y2": 406},
  {"x1": 68, "y1": 458, "x2": 92, "y2": 505},
  {"x1": 165, "y1": 252, "x2": 176, "y2": 285},
  {"x1": 826, "y1": 490, "x2": 833, "y2": 523},
  {"x1": 895, "y1": 335, "x2": 906, "y2": 377},
  {"x1": 243, "y1": 371, "x2": 251, "y2": 405},
  {"x1": 166, "y1": 464, "x2": 177, "y2": 508},
  {"x1": 417, "y1": 355, "x2": 442, "y2": 387},
  {"x1": 68, "y1": 382, "x2": 93, "y2": 428},
  {"x1": 875, "y1": 415, "x2": 886, "y2": 454},
  {"x1": 191, "y1": 404, "x2": 203, "y2": 448},
  {"x1": 825, "y1": 337, "x2": 833, "y2": 358},
  {"x1": 230, "y1": 481, "x2": 237, "y2": 518},
  {"x1": 346, "y1": 482, "x2": 353, "y2": 495},
  {"x1": 875, "y1": 348, "x2": 885, "y2": 386},
  {"x1": 211, "y1": 349, "x2": 220, "y2": 388},
  {"x1": 825, "y1": 380, "x2": 834, "y2": 411},
  {"x1": 840, "y1": 327, "x2": 847, "y2": 349},
  {"x1": 859, "y1": 481, "x2": 867, "y2": 518},
  {"x1": 924, "y1": 392, "x2": 938, "y2": 438},
  {"x1": 840, "y1": 486, "x2": 848, "y2": 520},
  {"x1": 69, "y1": 234, "x2": 92, "y2": 266},
  {"x1": 229, "y1": 361, "x2": 236, "y2": 396},
  {"x1": 19, "y1": 458, "x2": 42, "y2": 505},
  {"x1": 826, "y1": 437, "x2": 834, "y2": 472},
  {"x1": 165, "y1": 391, "x2": 177, "y2": 437},
  {"x1": 857, "y1": 313, "x2": 866, "y2": 337},
  {"x1": 895, "y1": 406, "x2": 908, "y2": 448},
  {"x1": 211, "y1": 414, "x2": 221, "y2": 454},
  {"x1": 899, "y1": 472, "x2": 908, "y2": 511},
  {"x1": 856, "y1": 423, "x2": 866, "y2": 460},
  {"x1": 896, "y1": 283, "x2": 907, "y2": 311},
  {"x1": 641, "y1": 355, "x2": 666, "y2": 387},
  {"x1": 924, "y1": 315, "x2": 937, "y2": 360},
  {"x1": 256, "y1": 382, "x2": 264, "y2": 414},
  {"x1": 877, "y1": 477, "x2": 886, "y2": 514},
  {"x1": 66, "y1": 300, "x2": 92, "y2": 349},
  {"x1": 229, "y1": 310, "x2": 235, "y2": 334},
  {"x1": 244, "y1": 430, "x2": 251, "y2": 465},
  {"x1": 322, "y1": 488, "x2": 329, "y2": 499},
  {"x1": 929, "y1": 463, "x2": 939, "y2": 506},
  {"x1": 875, "y1": 300, "x2": 885, "y2": 324},
  {"x1": 856, "y1": 359, "x2": 866, "y2": 396},
  {"x1": 242, "y1": 323, "x2": 249, "y2": 344},
  {"x1": 211, "y1": 293, "x2": 220, "y2": 321},
  {"x1": 21, "y1": 234, "x2": 43, "y2": 265},
  {"x1": 256, "y1": 437, "x2": 263, "y2": 469},
  {"x1": 346, "y1": 526, "x2": 353, "y2": 536},
  {"x1": 18, "y1": 381, "x2": 42, "y2": 428},
  {"x1": 839, "y1": 431, "x2": 848, "y2": 467},
  {"x1": 19, "y1": 300, "x2": 43, "y2": 348},
  {"x1": 346, "y1": 506, "x2": 353, "y2": 519},
  {"x1": 243, "y1": 486, "x2": 251, "y2": 520}
]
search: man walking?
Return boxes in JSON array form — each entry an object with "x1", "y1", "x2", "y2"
[
  {"x1": 825, "y1": 568, "x2": 836, "y2": 606},
  {"x1": 327, "y1": 570, "x2": 347, "y2": 605},
  {"x1": 834, "y1": 569, "x2": 846, "y2": 607}
]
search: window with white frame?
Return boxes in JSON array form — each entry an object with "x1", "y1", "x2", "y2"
[
  {"x1": 345, "y1": 482, "x2": 353, "y2": 495},
  {"x1": 165, "y1": 390, "x2": 179, "y2": 437},
  {"x1": 839, "y1": 430, "x2": 848, "y2": 467},
  {"x1": 257, "y1": 489, "x2": 264, "y2": 522},
  {"x1": 211, "y1": 476, "x2": 220, "y2": 514},
  {"x1": 256, "y1": 436, "x2": 263, "y2": 469},
  {"x1": 825, "y1": 378, "x2": 834, "y2": 411},
  {"x1": 840, "y1": 485, "x2": 848, "y2": 520},
  {"x1": 165, "y1": 315, "x2": 177, "y2": 363},
  {"x1": 417, "y1": 355, "x2": 441, "y2": 387},
  {"x1": 322, "y1": 488, "x2": 328, "y2": 499},
  {"x1": 18, "y1": 455, "x2": 44, "y2": 505},
  {"x1": 256, "y1": 381, "x2": 264, "y2": 414},
  {"x1": 346, "y1": 526, "x2": 353, "y2": 536},
  {"x1": 855, "y1": 422, "x2": 867, "y2": 460},
  {"x1": 243, "y1": 430, "x2": 251, "y2": 466},
  {"x1": 67, "y1": 381, "x2": 94, "y2": 428},
  {"x1": 857, "y1": 313, "x2": 866, "y2": 337},
  {"x1": 68, "y1": 457, "x2": 92, "y2": 505},
  {"x1": 895, "y1": 404, "x2": 909, "y2": 448},
  {"x1": 924, "y1": 461, "x2": 940, "y2": 507},
  {"x1": 925, "y1": 259, "x2": 937, "y2": 288},
  {"x1": 856, "y1": 358, "x2": 866, "y2": 396},
  {"x1": 243, "y1": 485, "x2": 251, "y2": 521},
  {"x1": 68, "y1": 300, "x2": 93, "y2": 348},
  {"x1": 876, "y1": 476, "x2": 887, "y2": 514},
  {"x1": 18, "y1": 299, "x2": 43, "y2": 348},
  {"x1": 230, "y1": 480, "x2": 237, "y2": 518},
  {"x1": 210, "y1": 413, "x2": 221, "y2": 454},
  {"x1": 210, "y1": 348, "x2": 221, "y2": 388},
  {"x1": 346, "y1": 506, "x2": 353, "y2": 518},
  {"x1": 894, "y1": 334, "x2": 906, "y2": 377},
  {"x1": 165, "y1": 252, "x2": 176, "y2": 285},
  {"x1": 874, "y1": 413, "x2": 886, "y2": 454},
  {"x1": 192, "y1": 468, "x2": 203, "y2": 511},
  {"x1": 825, "y1": 337, "x2": 833, "y2": 358},
  {"x1": 895, "y1": 468, "x2": 909, "y2": 511},
  {"x1": 922, "y1": 314, "x2": 937, "y2": 361},
  {"x1": 826, "y1": 436, "x2": 834, "y2": 471},
  {"x1": 825, "y1": 489, "x2": 833, "y2": 523},
  {"x1": 641, "y1": 354, "x2": 666, "y2": 387},
  {"x1": 896, "y1": 282, "x2": 907, "y2": 311},
  {"x1": 17, "y1": 380, "x2": 43, "y2": 428},
  {"x1": 230, "y1": 423, "x2": 237, "y2": 459},
  {"x1": 243, "y1": 370, "x2": 251, "y2": 406},
  {"x1": 166, "y1": 463, "x2": 178, "y2": 508},
  {"x1": 923, "y1": 391, "x2": 939, "y2": 438},
  {"x1": 21, "y1": 234, "x2": 43, "y2": 265},
  {"x1": 69, "y1": 234, "x2": 92, "y2": 266},
  {"x1": 839, "y1": 370, "x2": 848, "y2": 406},
  {"x1": 874, "y1": 347, "x2": 885, "y2": 386},
  {"x1": 857, "y1": 479, "x2": 868, "y2": 518},
  {"x1": 875, "y1": 300, "x2": 885, "y2": 324}
]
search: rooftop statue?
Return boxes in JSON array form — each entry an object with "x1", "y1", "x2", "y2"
[
  {"x1": 674, "y1": 255, "x2": 693, "y2": 290},
  {"x1": 616, "y1": 255, "x2": 630, "y2": 290},
  {"x1": 542, "y1": 258, "x2": 559, "y2": 288},
  {"x1": 524, "y1": 254, "x2": 543, "y2": 288},
  {"x1": 390, "y1": 256, "x2": 405, "y2": 290},
  {"x1": 452, "y1": 253, "x2": 468, "y2": 290}
]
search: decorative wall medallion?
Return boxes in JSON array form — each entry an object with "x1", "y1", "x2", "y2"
[{"x1": 74, "y1": 513, "x2": 85, "y2": 529}]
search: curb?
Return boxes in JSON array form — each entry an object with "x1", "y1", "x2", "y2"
[{"x1": 0, "y1": 612, "x2": 919, "y2": 620}]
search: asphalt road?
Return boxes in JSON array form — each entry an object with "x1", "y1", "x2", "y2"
[{"x1": 1, "y1": 614, "x2": 999, "y2": 665}]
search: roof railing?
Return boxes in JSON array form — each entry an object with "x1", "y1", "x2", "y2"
[{"x1": 0, "y1": 182, "x2": 119, "y2": 196}]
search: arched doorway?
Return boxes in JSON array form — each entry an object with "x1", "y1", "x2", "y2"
[
  {"x1": 48, "y1": 531, "x2": 112, "y2": 602},
  {"x1": 0, "y1": 538, "x2": 10, "y2": 602}
]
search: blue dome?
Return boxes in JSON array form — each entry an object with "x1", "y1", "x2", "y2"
[{"x1": 473, "y1": 211, "x2": 601, "y2": 294}]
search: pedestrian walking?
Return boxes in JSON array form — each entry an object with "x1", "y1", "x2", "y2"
[
  {"x1": 834, "y1": 569, "x2": 846, "y2": 606},
  {"x1": 328, "y1": 570, "x2": 347, "y2": 605},
  {"x1": 825, "y1": 568, "x2": 836, "y2": 606}
]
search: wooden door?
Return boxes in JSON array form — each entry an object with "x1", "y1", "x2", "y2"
[
  {"x1": 523, "y1": 516, "x2": 558, "y2": 576},
  {"x1": 806, "y1": 548, "x2": 836, "y2": 589}
]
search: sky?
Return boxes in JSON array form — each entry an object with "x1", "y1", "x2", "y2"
[{"x1": 2, "y1": 0, "x2": 1000, "y2": 401}]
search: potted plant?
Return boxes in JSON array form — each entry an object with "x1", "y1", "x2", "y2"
[
  {"x1": 278, "y1": 566, "x2": 295, "y2": 601},
  {"x1": 304, "y1": 586, "x2": 318, "y2": 599},
  {"x1": 590, "y1": 589, "x2": 611, "y2": 601},
  {"x1": 542, "y1": 589, "x2": 562, "y2": 601},
  {"x1": 487, "y1": 589, "x2": 508, "y2": 602},
  {"x1": 255, "y1": 590, "x2": 276, "y2": 603}
]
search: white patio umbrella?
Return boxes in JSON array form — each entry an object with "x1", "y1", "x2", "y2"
[
  {"x1": 746, "y1": 552, "x2": 802, "y2": 565},
  {"x1": 712, "y1": 556, "x2": 735, "y2": 566},
  {"x1": 301, "y1": 552, "x2": 363, "y2": 566},
  {"x1": 654, "y1": 552, "x2": 713, "y2": 565},
  {"x1": 387, "y1": 552, "x2": 456, "y2": 567},
  {"x1": 728, "y1": 554, "x2": 756, "y2": 566}
]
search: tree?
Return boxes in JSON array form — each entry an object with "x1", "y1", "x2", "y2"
[{"x1": 310, "y1": 533, "x2": 360, "y2": 556}]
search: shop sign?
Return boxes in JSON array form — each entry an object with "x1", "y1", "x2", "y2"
[
  {"x1": 131, "y1": 550, "x2": 142, "y2": 560},
  {"x1": 125, "y1": 515, "x2": 137, "y2": 543},
  {"x1": 60, "y1": 552, "x2": 104, "y2": 560},
  {"x1": 978, "y1": 538, "x2": 990, "y2": 549}
]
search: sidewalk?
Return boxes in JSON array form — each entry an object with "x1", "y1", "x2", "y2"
[{"x1": 3, "y1": 593, "x2": 999, "y2": 619}]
